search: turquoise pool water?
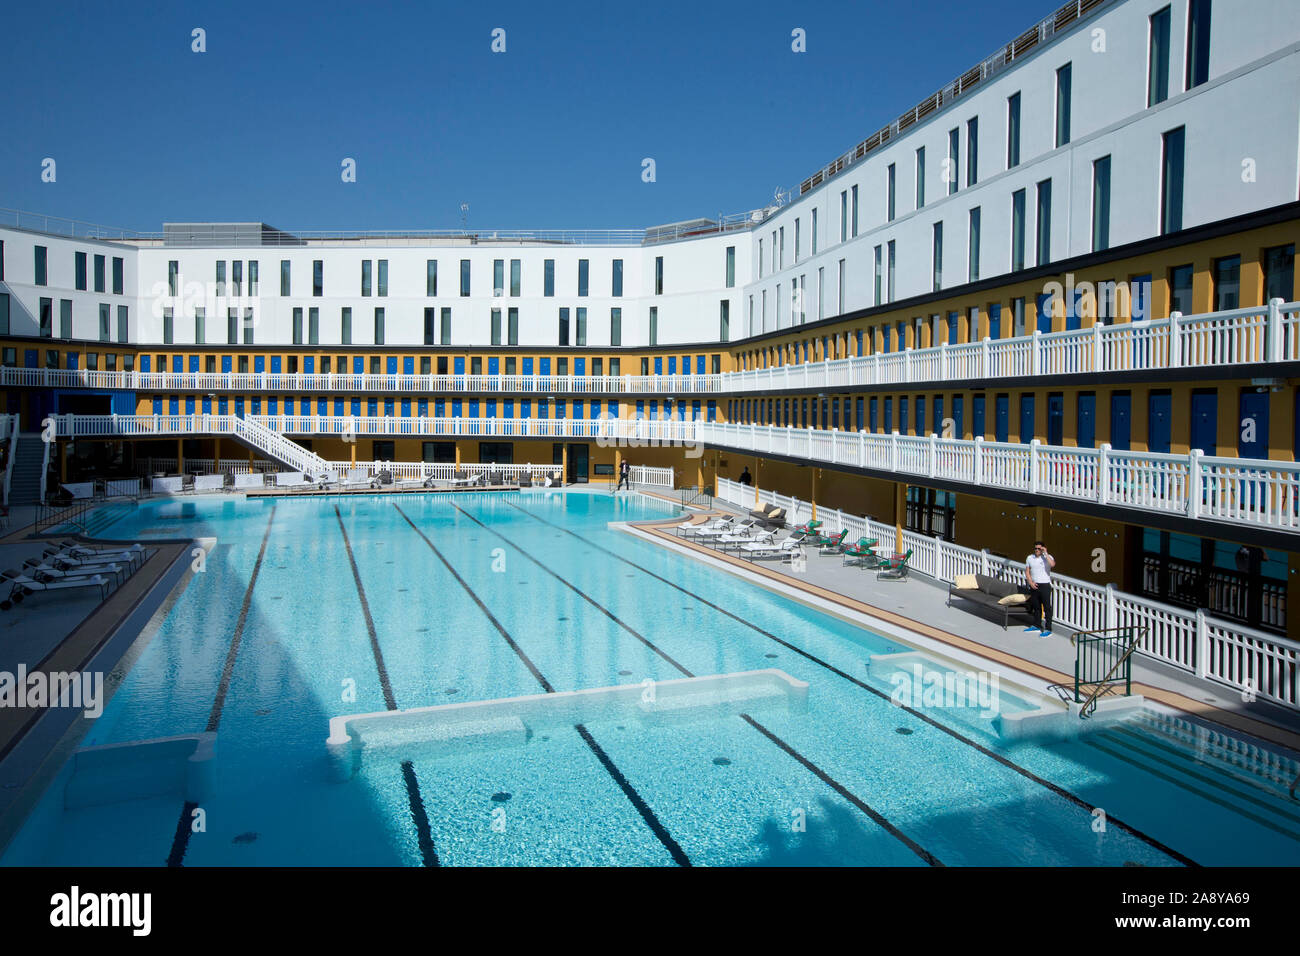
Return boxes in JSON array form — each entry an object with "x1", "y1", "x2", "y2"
[{"x1": 4, "y1": 491, "x2": 1299, "y2": 866}]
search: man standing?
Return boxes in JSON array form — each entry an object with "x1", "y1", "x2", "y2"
[
  {"x1": 1023, "y1": 540, "x2": 1056, "y2": 637},
  {"x1": 617, "y1": 459, "x2": 630, "y2": 490}
]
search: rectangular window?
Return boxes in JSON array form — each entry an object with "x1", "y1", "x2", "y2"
[
  {"x1": 227, "y1": 308, "x2": 238, "y2": 344},
  {"x1": 579, "y1": 259, "x2": 590, "y2": 297},
  {"x1": 779, "y1": 227, "x2": 785, "y2": 269},
  {"x1": 654, "y1": 256, "x2": 663, "y2": 295},
  {"x1": 649, "y1": 306, "x2": 658, "y2": 346},
  {"x1": 59, "y1": 299, "x2": 71, "y2": 338},
  {"x1": 1263, "y1": 244, "x2": 1295, "y2": 302},
  {"x1": 840, "y1": 190, "x2": 848, "y2": 241},
  {"x1": 612, "y1": 307, "x2": 623, "y2": 346},
  {"x1": 1055, "y1": 64, "x2": 1072, "y2": 147},
  {"x1": 1092, "y1": 155, "x2": 1112, "y2": 252},
  {"x1": 887, "y1": 241, "x2": 896, "y2": 302},
  {"x1": 166, "y1": 258, "x2": 178, "y2": 295},
  {"x1": 373, "y1": 307, "x2": 384, "y2": 345},
  {"x1": 1214, "y1": 255, "x2": 1241, "y2": 310},
  {"x1": 341, "y1": 307, "x2": 352, "y2": 345},
  {"x1": 162, "y1": 307, "x2": 173, "y2": 344},
  {"x1": 1148, "y1": 6, "x2": 1172, "y2": 106},
  {"x1": 309, "y1": 307, "x2": 319, "y2": 345},
  {"x1": 576, "y1": 307, "x2": 587, "y2": 346},
  {"x1": 248, "y1": 260, "x2": 258, "y2": 295},
  {"x1": 915, "y1": 147, "x2": 925, "y2": 208},
  {"x1": 725, "y1": 247, "x2": 735, "y2": 287},
  {"x1": 1011, "y1": 189, "x2": 1027, "y2": 271},
  {"x1": 424, "y1": 307, "x2": 436, "y2": 345},
  {"x1": 93, "y1": 254, "x2": 105, "y2": 292},
  {"x1": 932, "y1": 222, "x2": 943, "y2": 292},
  {"x1": 1161, "y1": 126, "x2": 1185, "y2": 234},
  {"x1": 1036, "y1": 179, "x2": 1052, "y2": 266},
  {"x1": 35, "y1": 247, "x2": 49, "y2": 286},
  {"x1": 75, "y1": 251, "x2": 87, "y2": 290},
  {"x1": 612, "y1": 258, "x2": 623, "y2": 297},
  {"x1": 117, "y1": 305, "x2": 128, "y2": 343},
  {"x1": 378, "y1": 259, "x2": 388, "y2": 296},
  {"x1": 105, "y1": 256, "x2": 122, "y2": 295},
  {"x1": 231, "y1": 260, "x2": 241, "y2": 296},
  {"x1": 216, "y1": 260, "x2": 227, "y2": 297},
  {"x1": 966, "y1": 116, "x2": 978, "y2": 186},
  {"x1": 968, "y1": 207, "x2": 981, "y2": 283},
  {"x1": 794, "y1": 221, "x2": 801, "y2": 263},
  {"x1": 280, "y1": 259, "x2": 290, "y2": 296},
  {"x1": 460, "y1": 259, "x2": 471, "y2": 296},
  {"x1": 851, "y1": 184, "x2": 859, "y2": 237},
  {"x1": 361, "y1": 260, "x2": 372, "y2": 296},
  {"x1": 817, "y1": 268, "x2": 825, "y2": 320},
  {"x1": 873, "y1": 246, "x2": 883, "y2": 305},
  {"x1": 838, "y1": 259, "x2": 846, "y2": 314},
  {"x1": 440, "y1": 308, "x2": 452, "y2": 344},
  {"x1": 293, "y1": 307, "x2": 304, "y2": 344},
  {"x1": 886, "y1": 165, "x2": 896, "y2": 222},
  {"x1": 1169, "y1": 264, "x2": 1194, "y2": 314},
  {"x1": 558, "y1": 308, "x2": 570, "y2": 346},
  {"x1": 1186, "y1": 0, "x2": 1211, "y2": 89},
  {"x1": 947, "y1": 127, "x2": 959, "y2": 195},
  {"x1": 1012, "y1": 297, "x2": 1026, "y2": 336},
  {"x1": 758, "y1": 239, "x2": 764, "y2": 279},
  {"x1": 427, "y1": 259, "x2": 438, "y2": 296},
  {"x1": 717, "y1": 302, "x2": 727, "y2": 341},
  {"x1": 313, "y1": 259, "x2": 323, "y2": 296},
  {"x1": 1007, "y1": 92, "x2": 1021, "y2": 169},
  {"x1": 544, "y1": 258, "x2": 555, "y2": 297},
  {"x1": 491, "y1": 308, "x2": 503, "y2": 345},
  {"x1": 508, "y1": 307, "x2": 519, "y2": 345},
  {"x1": 811, "y1": 208, "x2": 818, "y2": 255},
  {"x1": 493, "y1": 259, "x2": 504, "y2": 296},
  {"x1": 192, "y1": 306, "x2": 203, "y2": 344},
  {"x1": 508, "y1": 259, "x2": 520, "y2": 297}
]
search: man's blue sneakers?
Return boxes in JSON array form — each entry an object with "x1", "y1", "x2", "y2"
[
  {"x1": 1023, "y1": 626, "x2": 1040, "y2": 633},
  {"x1": 1039, "y1": 630, "x2": 1053, "y2": 638}
]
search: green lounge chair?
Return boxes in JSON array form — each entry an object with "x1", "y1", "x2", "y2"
[
  {"x1": 816, "y1": 529, "x2": 850, "y2": 554},
  {"x1": 876, "y1": 549, "x2": 913, "y2": 580},
  {"x1": 842, "y1": 537, "x2": 879, "y2": 567}
]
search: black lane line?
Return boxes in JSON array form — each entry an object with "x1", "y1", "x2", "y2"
[
  {"x1": 334, "y1": 504, "x2": 396, "y2": 711},
  {"x1": 505, "y1": 498, "x2": 1199, "y2": 867},
  {"x1": 334, "y1": 504, "x2": 437, "y2": 865},
  {"x1": 167, "y1": 504, "x2": 276, "y2": 867},
  {"x1": 453, "y1": 500, "x2": 940, "y2": 867},
  {"x1": 394, "y1": 504, "x2": 689, "y2": 866}
]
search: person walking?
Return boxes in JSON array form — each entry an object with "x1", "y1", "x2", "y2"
[
  {"x1": 1023, "y1": 540, "x2": 1056, "y2": 637},
  {"x1": 738, "y1": 466, "x2": 753, "y2": 486},
  {"x1": 617, "y1": 459, "x2": 630, "y2": 490}
]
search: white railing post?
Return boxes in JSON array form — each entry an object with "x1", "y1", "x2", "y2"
[
  {"x1": 927, "y1": 433, "x2": 937, "y2": 478},
  {"x1": 1029, "y1": 438, "x2": 1040, "y2": 494},
  {"x1": 1267, "y1": 297, "x2": 1284, "y2": 363},
  {"x1": 903, "y1": 349, "x2": 911, "y2": 380},
  {"x1": 1030, "y1": 330, "x2": 1040, "y2": 376},
  {"x1": 1104, "y1": 583, "x2": 1117, "y2": 632},
  {"x1": 980, "y1": 336, "x2": 990, "y2": 378},
  {"x1": 939, "y1": 342, "x2": 948, "y2": 380},
  {"x1": 859, "y1": 428, "x2": 866, "y2": 466},
  {"x1": 830, "y1": 428, "x2": 838, "y2": 464},
  {"x1": 1097, "y1": 442, "x2": 1111, "y2": 504},
  {"x1": 890, "y1": 431, "x2": 899, "y2": 472},
  {"x1": 980, "y1": 548, "x2": 990, "y2": 575},
  {"x1": 1169, "y1": 311, "x2": 1182, "y2": 368},
  {"x1": 1195, "y1": 608, "x2": 1210, "y2": 680},
  {"x1": 972, "y1": 436, "x2": 983, "y2": 485},
  {"x1": 1092, "y1": 321, "x2": 1103, "y2": 372},
  {"x1": 1187, "y1": 448, "x2": 1203, "y2": 518}
]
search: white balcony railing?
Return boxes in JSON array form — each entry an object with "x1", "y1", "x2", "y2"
[
  {"x1": 45, "y1": 413, "x2": 1300, "y2": 534},
  {"x1": 7, "y1": 300, "x2": 1297, "y2": 398},
  {"x1": 714, "y1": 478, "x2": 1300, "y2": 712}
]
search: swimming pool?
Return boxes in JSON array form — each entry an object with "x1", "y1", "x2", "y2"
[{"x1": 4, "y1": 491, "x2": 1299, "y2": 866}]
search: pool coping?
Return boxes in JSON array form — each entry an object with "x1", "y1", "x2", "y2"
[{"x1": 623, "y1": 508, "x2": 1300, "y2": 757}]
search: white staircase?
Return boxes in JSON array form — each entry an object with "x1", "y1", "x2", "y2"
[
  {"x1": 8, "y1": 433, "x2": 47, "y2": 505},
  {"x1": 227, "y1": 415, "x2": 330, "y2": 476}
]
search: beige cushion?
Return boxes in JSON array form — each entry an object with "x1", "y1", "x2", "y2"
[
  {"x1": 953, "y1": 574, "x2": 978, "y2": 590},
  {"x1": 997, "y1": 592, "x2": 1029, "y2": 606}
]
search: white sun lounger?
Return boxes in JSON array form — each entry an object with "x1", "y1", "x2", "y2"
[
  {"x1": 696, "y1": 517, "x2": 754, "y2": 540},
  {"x1": 193, "y1": 474, "x2": 226, "y2": 492},
  {"x1": 1, "y1": 569, "x2": 110, "y2": 609},
  {"x1": 338, "y1": 468, "x2": 370, "y2": 489},
  {"x1": 24, "y1": 557, "x2": 126, "y2": 587},
  {"x1": 44, "y1": 546, "x2": 143, "y2": 574},
  {"x1": 233, "y1": 473, "x2": 266, "y2": 491},
  {"x1": 275, "y1": 472, "x2": 313, "y2": 489},
  {"x1": 740, "y1": 535, "x2": 805, "y2": 560},
  {"x1": 717, "y1": 527, "x2": 774, "y2": 550}
]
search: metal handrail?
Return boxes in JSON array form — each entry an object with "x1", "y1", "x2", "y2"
[{"x1": 1069, "y1": 626, "x2": 1146, "y2": 718}]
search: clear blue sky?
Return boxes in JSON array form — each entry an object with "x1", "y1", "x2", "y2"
[{"x1": 2, "y1": 0, "x2": 1048, "y2": 232}]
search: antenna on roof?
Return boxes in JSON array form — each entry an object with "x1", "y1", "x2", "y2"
[{"x1": 459, "y1": 202, "x2": 469, "y2": 232}]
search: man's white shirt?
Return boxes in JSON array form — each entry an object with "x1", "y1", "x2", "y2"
[{"x1": 1026, "y1": 554, "x2": 1052, "y2": 583}]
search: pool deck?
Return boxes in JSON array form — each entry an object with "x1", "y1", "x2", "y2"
[{"x1": 628, "y1": 503, "x2": 1300, "y2": 756}]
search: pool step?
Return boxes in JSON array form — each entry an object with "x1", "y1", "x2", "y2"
[{"x1": 63, "y1": 733, "x2": 215, "y2": 810}]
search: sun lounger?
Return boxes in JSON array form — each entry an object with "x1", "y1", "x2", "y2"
[
  {"x1": 740, "y1": 534, "x2": 805, "y2": 560},
  {"x1": 24, "y1": 557, "x2": 126, "y2": 587},
  {"x1": 718, "y1": 527, "x2": 774, "y2": 551},
  {"x1": 876, "y1": 549, "x2": 913, "y2": 580},
  {"x1": 152, "y1": 476, "x2": 184, "y2": 494},
  {"x1": 841, "y1": 537, "x2": 880, "y2": 567},
  {"x1": 696, "y1": 517, "x2": 753, "y2": 540},
  {"x1": 816, "y1": 529, "x2": 850, "y2": 554},
  {"x1": 275, "y1": 472, "x2": 313, "y2": 489},
  {"x1": 193, "y1": 474, "x2": 226, "y2": 493},
  {"x1": 793, "y1": 518, "x2": 823, "y2": 535},
  {"x1": 339, "y1": 468, "x2": 370, "y2": 489},
  {"x1": 47, "y1": 542, "x2": 145, "y2": 571},
  {"x1": 233, "y1": 473, "x2": 266, "y2": 491},
  {"x1": 1, "y1": 568, "x2": 110, "y2": 610}
]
